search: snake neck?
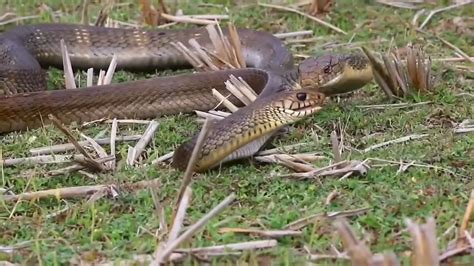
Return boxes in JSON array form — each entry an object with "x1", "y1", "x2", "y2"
[
  {"x1": 259, "y1": 68, "x2": 300, "y2": 98},
  {"x1": 283, "y1": 69, "x2": 300, "y2": 89}
]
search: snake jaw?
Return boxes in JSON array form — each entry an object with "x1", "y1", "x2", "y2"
[
  {"x1": 277, "y1": 91, "x2": 325, "y2": 120},
  {"x1": 282, "y1": 101, "x2": 322, "y2": 119},
  {"x1": 318, "y1": 63, "x2": 373, "y2": 94}
]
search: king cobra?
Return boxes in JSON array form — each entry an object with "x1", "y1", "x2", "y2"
[{"x1": 0, "y1": 24, "x2": 373, "y2": 172}]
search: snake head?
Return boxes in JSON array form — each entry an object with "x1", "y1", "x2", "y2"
[
  {"x1": 172, "y1": 90, "x2": 325, "y2": 172},
  {"x1": 265, "y1": 90, "x2": 325, "y2": 123},
  {"x1": 298, "y1": 54, "x2": 373, "y2": 96}
]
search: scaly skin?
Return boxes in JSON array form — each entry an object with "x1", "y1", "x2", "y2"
[
  {"x1": 0, "y1": 24, "x2": 373, "y2": 171},
  {"x1": 172, "y1": 90, "x2": 326, "y2": 171}
]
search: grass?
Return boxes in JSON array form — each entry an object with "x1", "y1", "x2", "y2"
[{"x1": 1, "y1": 0, "x2": 473, "y2": 264}]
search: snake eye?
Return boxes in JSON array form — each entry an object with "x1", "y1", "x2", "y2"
[
  {"x1": 296, "y1": 92, "x2": 307, "y2": 101},
  {"x1": 323, "y1": 65, "x2": 331, "y2": 74}
]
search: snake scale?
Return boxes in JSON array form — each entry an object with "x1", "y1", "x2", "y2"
[{"x1": 0, "y1": 24, "x2": 373, "y2": 172}]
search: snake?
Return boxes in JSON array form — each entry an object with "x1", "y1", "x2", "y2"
[{"x1": 0, "y1": 24, "x2": 373, "y2": 172}]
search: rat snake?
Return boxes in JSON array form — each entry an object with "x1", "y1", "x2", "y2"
[{"x1": 0, "y1": 24, "x2": 373, "y2": 171}]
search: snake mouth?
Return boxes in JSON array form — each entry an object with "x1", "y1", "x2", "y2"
[
  {"x1": 320, "y1": 73, "x2": 344, "y2": 89},
  {"x1": 318, "y1": 65, "x2": 374, "y2": 95},
  {"x1": 277, "y1": 91, "x2": 325, "y2": 118},
  {"x1": 283, "y1": 102, "x2": 323, "y2": 117}
]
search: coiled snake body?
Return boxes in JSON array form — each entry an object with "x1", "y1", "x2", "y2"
[{"x1": 0, "y1": 24, "x2": 373, "y2": 172}]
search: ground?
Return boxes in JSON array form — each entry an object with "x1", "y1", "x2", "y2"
[{"x1": 1, "y1": 0, "x2": 473, "y2": 264}]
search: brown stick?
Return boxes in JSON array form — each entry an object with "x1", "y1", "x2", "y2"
[
  {"x1": 418, "y1": 2, "x2": 473, "y2": 30},
  {"x1": 3, "y1": 154, "x2": 85, "y2": 167},
  {"x1": 330, "y1": 131, "x2": 342, "y2": 163},
  {"x1": 155, "y1": 193, "x2": 236, "y2": 263},
  {"x1": 217, "y1": 228, "x2": 302, "y2": 238},
  {"x1": 1, "y1": 178, "x2": 160, "y2": 202},
  {"x1": 154, "y1": 187, "x2": 193, "y2": 260},
  {"x1": 161, "y1": 13, "x2": 218, "y2": 25},
  {"x1": 406, "y1": 218, "x2": 439, "y2": 266},
  {"x1": 126, "y1": 121, "x2": 159, "y2": 165},
  {"x1": 457, "y1": 190, "x2": 474, "y2": 248},
  {"x1": 173, "y1": 119, "x2": 213, "y2": 213},
  {"x1": 333, "y1": 218, "x2": 373, "y2": 265},
  {"x1": 49, "y1": 115, "x2": 94, "y2": 161},
  {"x1": 30, "y1": 135, "x2": 142, "y2": 155}
]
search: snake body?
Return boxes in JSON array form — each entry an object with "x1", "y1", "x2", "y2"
[{"x1": 0, "y1": 24, "x2": 373, "y2": 171}]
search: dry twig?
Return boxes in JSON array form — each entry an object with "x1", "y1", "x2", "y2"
[
  {"x1": 333, "y1": 218, "x2": 375, "y2": 264},
  {"x1": 173, "y1": 119, "x2": 213, "y2": 211},
  {"x1": 254, "y1": 153, "x2": 326, "y2": 165},
  {"x1": 160, "y1": 13, "x2": 217, "y2": 25},
  {"x1": 377, "y1": 0, "x2": 424, "y2": 10},
  {"x1": 80, "y1": 133, "x2": 113, "y2": 170},
  {"x1": 418, "y1": 2, "x2": 473, "y2": 29},
  {"x1": 330, "y1": 131, "x2": 342, "y2": 163},
  {"x1": 334, "y1": 218, "x2": 400, "y2": 265},
  {"x1": 169, "y1": 187, "x2": 192, "y2": 242},
  {"x1": 273, "y1": 30, "x2": 313, "y2": 39},
  {"x1": 103, "y1": 54, "x2": 118, "y2": 84},
  {"x1": 362, "y1": 45, "x2": 436, "y2": 98},
  {"x1": 174, "y1": 239, "x2": 277, "y2": 254},
  {"x1": 363, "y1": 134, "x2": 429, "y2": 152},
  {"x1": 218, "y1": 228, "x2": 302, "y2": 238},
  {"x1": 454, "y1": 119, "x2": 474, "y2": 134},
  {"x1": 49, "y1": 115, "x2": 106, "y2": 172},
  {"x1": 126, "y1": 121, "x2": 159, "y2": 166},
  {"x1": 454, "y1": 190, "x2": 474, "y2": 249},
  {"x1": 432, "y1": 34, "x2": 473, "y2": 63},
  {"x1": 153, "y1": 193, "x2": 236, "y2": 263},
  {"x1": 109, "y1": 119, "x2": 118, "y2": 170},
  {"x1": 278, "y1": 160, "x2": 369, "y2": 180},
  {"x1": 406, "y1": 217, "x2": 439, "y2": 265},
  {"x1": 1, "y1": 178, "x2": 160, "y2": 202},
  {"x1": 95, "y1": 1, "x2": 113, "y2": 26},
  {"x1": 154, "y1": 187, "x2": 193, "y2": 260},
  {"x1": 368, "y1": 157, "x2": 468, "y2": 179},
  {"x1": 284, "y1": 207, "x2": 371, "y2": 231},
  {"x1": 29, "y1": 135, "x2": 141, "y2": 155},
  {"x1": 104, "y1": 240, "x2": 277, "y2": 264},
  {"x1": 60, "y1": 39, "x2": 76, "y2": 89},
  {"x1": 0, "y1": 15, "x2": 40, "y2": 26},
  {"x1": 263, "y1": 154, "x2": 317, "y2": 172},
  {"x1": 3, "y1": 154, "x2": 85, "y2": 167},
  {"x1": 356, "y1": 101, "x2": 432, "y2": 110},
  {"x1": 325, "y1": 189, "x2": 339, "y2": 205},
  {"x1": 258, "y1": 2, "x2": 347, "y2": 35}
]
